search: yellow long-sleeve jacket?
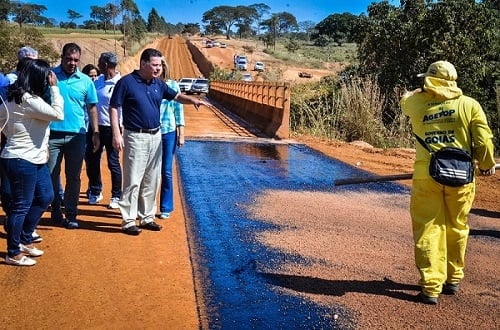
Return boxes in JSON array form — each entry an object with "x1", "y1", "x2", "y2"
[{"x1": 400, "y1": 76, "x2": 495, "y2": 179}]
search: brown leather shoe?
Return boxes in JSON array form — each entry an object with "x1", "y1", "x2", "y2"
[{"x1": 140, "y1": 221, "x2": 162, "y2": 231}]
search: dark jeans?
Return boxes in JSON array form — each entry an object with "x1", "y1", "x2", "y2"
[
  {"x1": 0, "y1": 133, "x2": 11, "y2": 217},
  {"x1": 85, "y1": 126, "x2": 122, "y2": 198},
  {"x1": 160, "y1": 131, "x2": 177, "y2": 213},
  {"x1": 0, "y1": 155, "x2": 11, "y2": 217},
  {"x1": 47, "y1": 131, "x2": 86, "y2": 221},
  {"x1": 2, "y1": 158, "x2": 53, "y2": 257}
]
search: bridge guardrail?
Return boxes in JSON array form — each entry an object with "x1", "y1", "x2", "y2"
[
  {"x1": 186, "y1": 39, "x2": 290, "y2": 139},
  {"x1": 208, "y1": 80, "x2": 290, "y2": 139}
]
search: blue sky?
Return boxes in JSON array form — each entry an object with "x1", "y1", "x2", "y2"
[{"x1": 34, "y1": 0, "x2": 398, "y2": 26}]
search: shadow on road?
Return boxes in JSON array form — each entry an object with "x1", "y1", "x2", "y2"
[
  {"x1": 261, "y1": 273, "x2": 420, "y2": 302},
  {"x1": 470, "y1": 208, "x2": 500, "y2": 219},
  {"x1": 470, "y1": 229, "x2": 499, "y2": 239}
]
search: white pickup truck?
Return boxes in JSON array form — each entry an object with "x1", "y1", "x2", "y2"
[
  {"x1": 178, "y1": 78, "x2": 196, "y2": 92},
  {"x1": 236, "y1": 58, "x2": 248, "y2": 71}
]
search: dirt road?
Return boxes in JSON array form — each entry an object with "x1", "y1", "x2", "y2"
[{"x1": 0, "y1": 35, "x2": 498, "y2": 329}]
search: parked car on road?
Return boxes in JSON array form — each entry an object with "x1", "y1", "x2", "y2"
[
  {"x1": 189, "y1": 78, "x2": 209, "y2": 94},
  {"x1": 241, "y1": 72, "x2": 252, "y2": 81},
  {"x1": 212, "y1": 41, "x2": 220, "y2": 47},
  {"x1": 178, "y1": 78, "x2": 196, "y2": 92},
  {"x1": 220, "y1": 43, "x2": 227, "y2": 48},
  {"x1": 234, "y1": 54, "x2": 247, "y2": 65},
  {"x1": 298, "y1": 72, "x2": 313, "y2": 78},
  {"x1": 254, "y1": 61, "x2": 265, "y2": 72},
  {"x1": 236, "y1": 58, "x2": 248, "y2": 70}
]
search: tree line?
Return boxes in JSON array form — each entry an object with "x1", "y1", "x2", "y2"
[
  {"x1": 353, "y1": 0, "x2": 498, "y2": 148},
  {"x1": 0, "y1": 0, "x2": 497, "y2": 147}
]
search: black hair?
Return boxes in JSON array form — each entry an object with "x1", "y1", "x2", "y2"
[
  {"x1": 16, "y1": 57, "x2": 30, "y2": 73},
  {"x1": 82, "y1": 64, "x2": 100, "y2": 76},
  {"x1": 61, "y1": 43, "x2": 81, "y2": 56},
  {"x1": 140, "y1": 48, "x2": 162, "y2": 63},
  {"x1": 8, "y1": 59, "x2": 51, "y2": 104}
]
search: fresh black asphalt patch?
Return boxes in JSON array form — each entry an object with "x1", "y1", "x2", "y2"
[{"x1": 177, "y1": 140, "x2": 409, "y2": 328}]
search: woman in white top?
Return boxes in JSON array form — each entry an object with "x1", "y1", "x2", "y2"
[{"x1": 1, "y1": 58, "x2": 64, "y2": 266}]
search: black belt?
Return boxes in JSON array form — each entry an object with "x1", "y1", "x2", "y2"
[{"x1": 126, "y1": 127, "x2": 160, "y2": 134}]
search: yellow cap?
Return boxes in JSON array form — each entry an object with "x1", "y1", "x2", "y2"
[{"x1": 417, "y1": 60, "x2": 457, "y2": 81}]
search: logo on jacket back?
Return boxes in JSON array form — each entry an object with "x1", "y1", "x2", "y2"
[
  {"x1": 422, "y1": 109, "x2": 455, "y2": 123},
  {"x1": 422, "y1": 107, "x2": 457, "y2": 144}
]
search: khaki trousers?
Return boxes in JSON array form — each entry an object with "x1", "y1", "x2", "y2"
[{"x1": 119, "y1": 129, "x2": 161, "y2": 229}]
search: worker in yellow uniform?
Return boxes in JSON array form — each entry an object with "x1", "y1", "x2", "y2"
[{"x1": 400, "y1": 60, "x2": 496, "y2": 305}]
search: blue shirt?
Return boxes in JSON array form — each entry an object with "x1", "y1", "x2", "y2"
[
  {"x1": 0, "y1": 73, "x2": 11, "y2": 104},
  {"x1": 50, "y1": 65, "x2": 98, "y2": 134},
  {"x1": 160, "y1": 80, "x2": 184, "y2": 134},
  {"x1": 110, "y1": 70, "x2": 177, "y2": 131}
]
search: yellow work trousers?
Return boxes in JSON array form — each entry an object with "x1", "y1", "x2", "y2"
[{"x1": 410, "y1": 178, "x2": 475, "y2": 297}]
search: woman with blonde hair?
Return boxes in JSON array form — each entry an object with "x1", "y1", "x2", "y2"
[{"x1": 158, "y1": 59, "x2": 185, "y2": 219}]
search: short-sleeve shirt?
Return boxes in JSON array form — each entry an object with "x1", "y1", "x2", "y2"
[
  {"x1": 50, "y1": 65, "x2": 98, "y2": 134},
  {"x1": 109, "y1": 70, "x2": 177, "y2": 131},
  {"x1": 95, "y1": 73, "x2": 122, "y2": 126},
  {"x1": 160, "y1": 79, "x2": 185, "y2": 134}
]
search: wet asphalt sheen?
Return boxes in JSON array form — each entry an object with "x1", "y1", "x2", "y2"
[{"x1": 177, "y1": 140, "x2": 409, "y2": 329}]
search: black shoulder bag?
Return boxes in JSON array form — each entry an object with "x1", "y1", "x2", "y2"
[{"x1": 414, "y1": 134, "x2": 474, "y2": 187}]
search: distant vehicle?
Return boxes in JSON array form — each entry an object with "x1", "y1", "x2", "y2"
[
  {"x1": 206, "y1": 41, "x2": 213, "y2": 48},
  {"x1": 212, "y1": 41, "x2": 220, "y2": 47},
  {"x1": 220, "y1": 43, "x2": 227, "y2": 48},
  {"x1": 236, "y1": 58, "x2": 248, "y2": 70},
  {"x1": 241, "y1": 72, "x2": 252, "y2": 81},
  {"x1": 178, "y1": 78, "x2": 196, "y2": 92},
  {"x1": 298, "y1": 72, "x2": 313, "y2": 78},
  {"x1": 189, "y1": 78, "x2": 209, "y2": 94},
  {"x1": 234, "y1": 54, "x2": 246, "y2": 64},
  {"x1": 254, "y1": 61, "x2": 265, "y2": 72}
]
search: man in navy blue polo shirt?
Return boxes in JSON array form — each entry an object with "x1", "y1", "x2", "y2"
[{"x1": 109, "y1": 48, "x2": 209, "y2": 235}]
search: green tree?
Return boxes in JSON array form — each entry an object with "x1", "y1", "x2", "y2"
[
  {"x1": 314, "y1": 13, "x2": 359, "y2": 45},
  {"x1": 120, "y1": 0, "x2": 142, "y2": 55},
  {"x1": 0, "y1": 0, "x2": 10, "y2": 21},
  {"x1": 285, "y1": 38, "x2": 300, "y2": 53},
  {"x1": 90, "y1": 5, "x2": 117, "y2": 32},
  {"x1": 236, "y1": 22, "x2": 253, "y2": 38},
  {"x1": 354, "y1": 0, "x2": 499, "y2": 146},
  {"x1": 313, "y1": 34, "x2": 332, "y2": 47},
  {"x1": 82, "y1": 19, "x2": 98, "y2": 30},
  {"x1": 0, "y1": 25, "x2": 58, "y2": 71},
  {"x1": 67, "y1": 9, "x2": 82, "y2": 25},
  {"x1": 147, "y1": 7, "x2": 163, "y2": 33},
  {"x1": 204, "y1": 21, "x2": 222, "y2": 35},
  {"x1": 260, "y1": 12, "x2": 298, "y2": 49},
  {"x1": 202, "y1": 5, "x2": 257, "y2": 39},
  {"x1": 183, "y1": 22, "x2": 201, "y2": 35},
  {"x1": 248, "y1": 3, "x2": 270, "y2": 35},
  {"x1": 11, "y1": 3, "x2": 47, "y2": 28},
  {"x1": 298, "y1": 20, "x2": 316, "y2": 41},
  {"x1": 104, "y1": 3, "x2": 120, "y2": 34}
]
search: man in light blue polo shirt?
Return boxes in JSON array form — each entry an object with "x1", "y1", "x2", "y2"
[{"x1": 48, "y1": 43, "x2": 99, "y2": 229}]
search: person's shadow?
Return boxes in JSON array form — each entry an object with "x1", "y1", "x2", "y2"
[
  {"x1": 37, "y1": 209, "x2": 123, "y2": 234},
  {"x1": 260, "y1": 272, "x2": 420, "y2": 302},
  {"x1": 470, "y1": 208, "x2": 500, "y2": 219}
]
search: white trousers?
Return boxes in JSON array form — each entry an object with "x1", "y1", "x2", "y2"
[{"x1": 119, "y1": 129, "x2": 161, "y2": 229}]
